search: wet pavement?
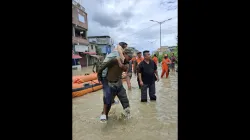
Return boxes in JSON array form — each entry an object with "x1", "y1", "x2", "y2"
[{"x1": 73, "y1": 67, "x2": 177, "y2": 140}]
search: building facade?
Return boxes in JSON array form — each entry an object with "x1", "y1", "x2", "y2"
[
  {"x1": 156, "y1": 46, "x2": 169, "y2": 55},
  {"x1": 167, "y1": 46, "x2": 177, "y2": 52},
  {"x1": 87, "y1": 36, "x2": 114, "y2": 57},
  {"x1": 72, "y1": 1, "x2": 96, "y2": 67}
]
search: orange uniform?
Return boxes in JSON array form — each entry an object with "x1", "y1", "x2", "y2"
[
  {"x1": 161, "y1": 58, "x2": 171, "y2": 78},
  {"x1": 134, "y1": 57, "x2": 144, "y2": 74},
  {"x1": 136, "y1": 57, "x2": 144, "y2": 65},
  {"x1": 152, "y1": 56, "x2": 158, "y2": 65},
  {"x1": 131, "y1": 57, "x2": 136, "y2": 62}
]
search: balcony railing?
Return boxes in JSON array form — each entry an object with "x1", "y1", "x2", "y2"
[
  {"x1": 72, "y1": 0, "x2": 85, "y2": 12},
  {"x1": 72, "y1": 36, "x2": 89, "y2": 45}
]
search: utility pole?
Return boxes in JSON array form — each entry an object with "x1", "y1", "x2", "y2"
[{"x1": 150, "y1": 18, "x2": 172, "y2": 48}]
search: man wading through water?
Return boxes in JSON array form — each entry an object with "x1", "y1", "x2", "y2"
[
  {"x1": 97, "y1": 42, "x2": 128, "y2": 122},
  {"x1": 138, "y1": 50, "x2": 159, "y2": 102},
  {"x1": 97, "y1": 48, "x2": 133, "y2": 122}
]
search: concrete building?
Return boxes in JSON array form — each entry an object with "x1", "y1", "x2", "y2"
[
  {"x1": 72, "y1": 1, "x2": 96, "y2": 68},
  {"x1": 156, "y1": 46, "x2": 170, "y2": 55},
  {"x1": 153, "y1": 46, "x2": 177, "y2": 56},
  {"x1": 168, "y1": 46, "x2": 177, "y2": 52},
  {"x1": 87, "y1": 36, "x2": 114, "y2": 57}
]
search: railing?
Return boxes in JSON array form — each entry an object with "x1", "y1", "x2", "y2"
[
  {"x1": 72, "y1": 0, "x2": 85, "y2": 12},
  {"x1": 72, "y1": 36, "x2": 89, "y2": 45}
]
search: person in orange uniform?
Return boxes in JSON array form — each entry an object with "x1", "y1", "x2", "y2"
[
  {"x1": 131, "y1": 56, "x2": 136, "y2": 73},
  {"x1": 133, "y1": 52, "x2": 144, "y2": 75},
  {"x1": 152, "y1": 54, "x2": 158, "y2": 65},
  {"x1": 161, "y1": 54, "x2": 171, "y2": 78},
  {"x1": 136, "y1": 52, "x2": 144, "y2": 65},
  {"x1": 135, "y1": 52, "x2": 144, "y2": 88}
]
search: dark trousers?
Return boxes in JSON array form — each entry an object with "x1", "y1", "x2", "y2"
[
  {"x1": 107, "y1": 83, "x2": 130, "y2": 114},
  {"x1": 141, "y1": 82, "x2": 156, "y2": 100},
  {"x1": 101, "y1": 78, "x2": 112, "y2": 106},
  {"x1": 137, "y1": 77, "x2": 141, "y2": 89}
]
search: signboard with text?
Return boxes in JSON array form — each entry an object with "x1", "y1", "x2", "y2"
[{"x1": 75, "y1": 45, "x2": 88, "y2": 52}]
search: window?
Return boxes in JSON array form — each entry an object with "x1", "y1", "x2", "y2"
[
  {"x1": 74, "y1": 29, "x2": 86, "y2": 38},
  {"x1": 91, "y1": 45, "x2": 93, "y2": 50},
  {"x1": 78, "y1": 14, "x2": 85, "y2": 23}
]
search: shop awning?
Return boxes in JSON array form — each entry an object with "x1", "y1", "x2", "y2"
[
  {"x1": 72, "y1": 54, "x2": 82, "y2": 59},
  {"x1": 82, "y1": 52, "x2": 96, "y2": 55}
]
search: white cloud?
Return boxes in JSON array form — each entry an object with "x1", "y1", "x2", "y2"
[{"x1": 81, "y1": 0, "x2": 177, "y2": 53}]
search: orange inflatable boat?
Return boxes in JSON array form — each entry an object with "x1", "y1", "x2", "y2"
[
  {"x1": 72, "y1": 72, "x2": 129, "y2": 98},
  {"x1": 73, "y1": 73, "x2": 97, "y2": 83},
  {"x1": 72, "y1": 79, "x2": 103, "y2": 98}
]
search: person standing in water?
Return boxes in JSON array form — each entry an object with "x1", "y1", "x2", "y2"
[
  {"x1": 134, "y1": 52, "x2": 144, "y2": 89},
  {"x1": 97, "y1": 48, "x2": 133, "y2": 122},
  {"x1": 161, "y1": 54, "x2": 171, "y2": 78},
  {"x1": 125, "y1": 60, "x2": 132, "y2": 90},
  {"x1": 152, "y1": 54, "x2": 158, "y2": 65},
  {"x1": 98, "y1": 42, "x2": 128, "y2": 121},
  {"x1": 138, "y1": 50, "x2": 159, "y2": 102},
  {"x1": 170, "y1": 53, "x2": 176, "y2": 72}
]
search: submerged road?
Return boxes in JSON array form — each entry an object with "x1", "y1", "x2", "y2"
[{"x1": 73, "y1": 68, "x2": 177, "y2": 140}]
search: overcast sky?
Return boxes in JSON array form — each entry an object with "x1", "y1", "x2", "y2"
[{"x1": 78, "y1": 0, "x2": 177, "y2": 53}]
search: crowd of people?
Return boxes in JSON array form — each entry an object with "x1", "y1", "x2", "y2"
[{"x1": 93, "y1": 42, "x2": 177, "y2": 122}]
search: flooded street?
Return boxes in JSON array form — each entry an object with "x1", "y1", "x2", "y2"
[{"x1": 73, "y1": 67, "x2": 177, "y2": 140}]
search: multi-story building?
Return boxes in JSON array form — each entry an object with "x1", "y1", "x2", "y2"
[
  {"x1": 72, "y1": 1, "x2": 96, "y2": 68},
  {"x1": 87, "y1": 36, "x2": 114, "y2": 57}
]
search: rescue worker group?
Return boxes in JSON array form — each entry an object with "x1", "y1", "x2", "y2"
[{"x1": 93, "y1": 42, "x2": 177, "y2": 122}]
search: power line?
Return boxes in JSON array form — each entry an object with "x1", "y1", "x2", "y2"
[
  {"x1": 123, "y1": 16, "x2": 177, "y2": 40},
  {"x1": 123, "y1": 23, "x2": 159, "y2": 39}
]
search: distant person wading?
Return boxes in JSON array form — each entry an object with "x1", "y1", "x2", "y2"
[
  {"x1": 161, "y1": 54, "x2": 171, "y2": 78},
  {"x1": 170, "y1": 53, "x2": 176, "y2": 72},
  {"x1": 134, "y1": 52, "x2": 144, "y2": 89},
  {"x1": 152, "y1": 54, "x2": 158, "y2": 65}
]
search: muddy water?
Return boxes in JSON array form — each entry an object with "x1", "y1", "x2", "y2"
[
  {"x1": 73, "y1": 67, "x2": 177, "y2": 140},
  {"x1": 73, "y1": 67, "x2": 94, "y2": 76}
]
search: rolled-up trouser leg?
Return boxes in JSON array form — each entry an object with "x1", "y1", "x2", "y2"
[
  {"x1": 141, "y1": 84, "x2": 148, "y2": 100},
  {"x1": 149, "y1": 82, "x2": 156, "y2": 100},
  {"x1": 116, "y1": 85, "x2": 130, "y2": 109}
]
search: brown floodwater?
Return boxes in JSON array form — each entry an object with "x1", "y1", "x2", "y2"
[{"x1": 73, "y1": 67, "x2": 177, "y2": 140}]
